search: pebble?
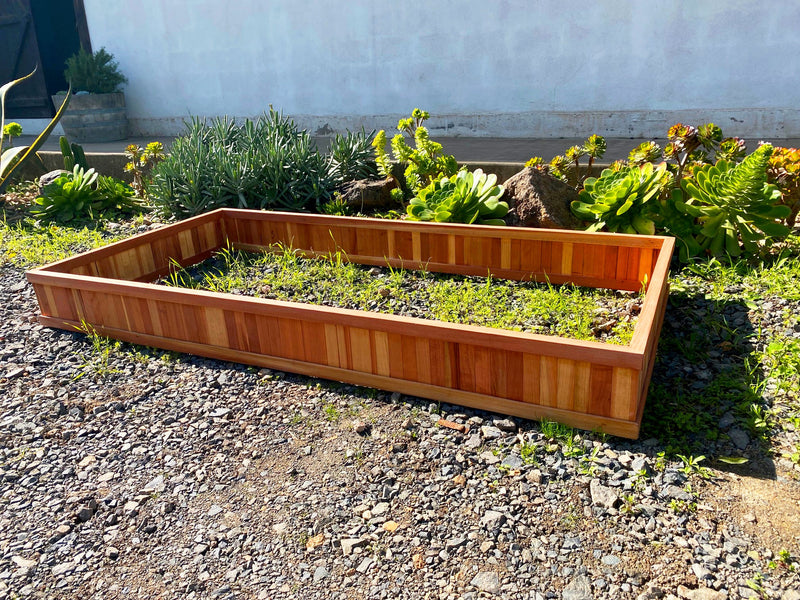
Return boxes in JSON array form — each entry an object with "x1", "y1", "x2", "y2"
[
  {"x1": 471, "y1": 571, "x2": 501, "y2": 594},
  {"x1": 563, "y1": 574, "x2": 593, "y2": 600}
]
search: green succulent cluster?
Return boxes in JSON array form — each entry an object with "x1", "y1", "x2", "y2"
[
  {"x1": 407, "y1": 168, "x2": 508, "y2": 225},
  {"x1": 31, "y1": 166, "x2": 140, "y2": 222},
  {"x1": 675, "y1": 145, "x2": 790, "y2": 256},
  {"x1": 372, "y1": 108, "x2": 459, "y2": 195},
  {"x1": 571, "y1": 162, "x2": 671, "y2": 234}
]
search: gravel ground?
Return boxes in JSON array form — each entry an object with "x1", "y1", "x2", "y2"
[{"x1": 1, "y1": 237, "x2": 799, "y2": 599}]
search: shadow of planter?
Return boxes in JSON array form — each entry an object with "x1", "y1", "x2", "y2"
[{"x1": 51, "y1": 92, "x2": 127, "y2": 143}]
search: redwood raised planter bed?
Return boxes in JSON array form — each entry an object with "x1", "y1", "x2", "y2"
[{"x1": 26, "y1": 209, "x2": 674, "y2": 438}]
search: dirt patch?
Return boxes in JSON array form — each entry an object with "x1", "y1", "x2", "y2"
[{"x1": 711, "y1": 474, "x2": 800, "y2": 554}]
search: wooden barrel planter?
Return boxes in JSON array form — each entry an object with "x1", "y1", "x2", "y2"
[
  {"x1": 51, "y1": 92, "x2": 128, "y2": 143},
  {"x1": 26, "y1": 210, "x2": 674, "y2": 438}
]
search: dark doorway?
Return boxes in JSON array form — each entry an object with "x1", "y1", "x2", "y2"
[{"x1": 1, "y1": 0, "x2": 90, "y2": 118}]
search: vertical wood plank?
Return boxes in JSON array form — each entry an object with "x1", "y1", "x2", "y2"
[
  {"x1": 412, "y1": 232, "x2": 422, "y2": 262},
  {"x1": 589, "y1": 365, "x2": 614, "y2": 417},
  {"x1": 349, "y1": 327, "x2": 373, "y2": 373},
  {"x1": 501, "y1": 237, "x2": 511, "y2": 270},
  {"x1": 505, "y1": 351, "x2": 523, "y2": 402},
  {"x1": 490, "y1": 349, "x2": 508, "y2": 399},
  {"x1": 458, "y1": 344, "x2": 475, "y2": 393},
  {"x1": 573, "y1": 361, "x2": 592, "y2": 414},
  {"x1": 556, "y1": 358, "x2": 575, "y2": 411},
  {"x1": 560, "y1": 242, "x2": 573, "y2": 277},
  {"x1": 374, "y1": 331, "x2": 391, "y2": 376},
  {"x1": 522, "y1": 353, "x2": 541, "y2": 405},
  {"x1": 611, "y1": 367, "x2": 639, "y2": 421},
  {"x1": 473, "y1": 346, "x2": 493, "y2": 395},
  {"x1": 539, "y1": 355, "x2": 558, "y2": 407},
  {"x1": 400, "y1": 335, "x2": 419, "y2": 381},
  {"x1": 413, "y1": 338, "x2": 431, "y2": 384},
  {"x1": 204, "y1": 307, "x2": 229, "y2": 347},
  {"x1": 323, "y1": 323, "x2": 341, "y2": 367}
]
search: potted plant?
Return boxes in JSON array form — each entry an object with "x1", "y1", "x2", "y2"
[{"x1": 52, "y1": 47, "x2": 128, "y2": 143}]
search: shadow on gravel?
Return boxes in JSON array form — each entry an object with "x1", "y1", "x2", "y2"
[{"x1": 641, "y1": 289, "x2": 778, "y2": 480}]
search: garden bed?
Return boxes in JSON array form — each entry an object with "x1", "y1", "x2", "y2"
[{"x1": 25, "y1": 209, "x2": 674, "y2": 438}]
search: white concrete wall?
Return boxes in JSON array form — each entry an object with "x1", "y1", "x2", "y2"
[{"x1": 81, "y1": 0, "x2": 800, "y2": 138}]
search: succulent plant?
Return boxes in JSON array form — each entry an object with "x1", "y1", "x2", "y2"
[
  {"x1": 372, "y1": 109, "x2": 459, "y2": 196},
  {"x1": 665, "y1": 122, "x2": 726, "y2": 180},
  {"x1": 767, "y1": 145, "x2": 800, "y2": 227},
  {"x1": 570, "y1": 162, "x2": 671, "y2": 234},
  {"x1": 628, "y1": 141, "x2": 662, "y2": 166},
  {"x1": 675, "y1": 144, "x2": 790, "y2": 256},
  {"x1": 716, "y1": 137, "x2": 747, "y2": 163},
  {"x1": 407, "y1": 168, "x2": 508, "y2": 225},
  {"x1": 31, "y1": 165, "x2": 100, "y2": 221}
]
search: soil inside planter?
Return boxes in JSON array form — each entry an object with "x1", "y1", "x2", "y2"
[{"x1": 159, "y1": 245, "x2": 642, "y2": 344}]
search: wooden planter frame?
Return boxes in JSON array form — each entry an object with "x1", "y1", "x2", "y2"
[{"x1": 26, "y1": 209, "x2": 674, "y2": 438}]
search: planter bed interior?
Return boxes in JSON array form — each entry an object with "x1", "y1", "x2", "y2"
[{"x1": 26, "y1": 209, "x2": 674, "y2": 438}]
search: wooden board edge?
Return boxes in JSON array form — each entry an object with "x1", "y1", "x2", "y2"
[
  {"x1": 31, "y1": 210, "x2": 226, "y2": 274},
  {"x1": 39, "y1": 315, "x2": 641, "y2": 439},
  {"x1": 28, "y1": 271, "x2": 644, "y2": 369},
  {"x1": 220, "y1": 209, "x2": 667, "y2": 249}
]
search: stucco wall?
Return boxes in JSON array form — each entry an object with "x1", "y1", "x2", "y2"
[{"x1": 81, "y1": 0, "x2": 800, "y2": 137}]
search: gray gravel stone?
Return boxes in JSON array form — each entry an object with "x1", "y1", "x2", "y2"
[
  {"x1": 471, "y1": 571, "x2": 500, "y2": 594},
  {"x1": 590, "y1": 480, "x2": 618, "y2": 508},
  {"x1": 563, "y1": 574, "x2": 593, "y2": 600}
]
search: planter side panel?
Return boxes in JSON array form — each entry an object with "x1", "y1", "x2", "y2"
[
  {"x1": 39, "y1": 216, "x2": 224, "y2": 282},
  {"x1": 223, "y1": 213, "x2": 658, "y2": 292},
  {"x1": 32, "y1": 279, "x2": 643, "y2": 437}
]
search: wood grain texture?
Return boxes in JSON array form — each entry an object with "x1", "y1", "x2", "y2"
[
  {"x1": 36, "y1": 315, "x2": 642, "y2": 438},
  {"x1": 26, "y1": 209, "x2": 675, "y2": 439}
]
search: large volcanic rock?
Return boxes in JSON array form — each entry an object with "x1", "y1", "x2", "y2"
[{"x1": 503, "y1": 168, "x2": 583, "y2": 230}]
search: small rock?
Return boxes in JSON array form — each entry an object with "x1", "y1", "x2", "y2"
[
  {"x1": 340, "y1": 538, "x2": 366, "y2": 556},
  {"x1": 372, "y1": 502, "x2": 389, "y2": 516},
  {"x1": 677, "y1": 585, "x2": 727, "y2": 600},
  {"x1": 105, "y1": 546, "x2": 120, "y2": 560},
  {"x1": 691, "y1": 563, "x2": 713, "y2": 581},
  {"x1": 208, "y1": 504, "x2": 224, "y2": 517},
  {"x1": 481, "y1": 510, "x2": 505, "y2": 528},
  {"x1": 353, "y1": 420, "x2": 370, "y2": 435},
  {"x1": 464, "y1": 434, "x2": 482, "y2": 449},
  {"x1": 501, "y1": 455, "x2": 524, "y2": 470},
  {"x1": 493, "y1": 418, "x2": 517, "y2": 432},
  {"x1": 313, "y1": 566, "x2": 329, "y2": 582},
  {"x1": 471, "y1": 571, "x2": 501, "y2": 594},
  {"x1": 562, "y1": 574, "x2": 593, "y2": 600},
  {"x1": 11, "y1": 556, "x2": 37, "y2": 569},
  {"x1": 590, "y1": 480, "x2": 618, "y2": 508},
  {"x1": 728, "y1": 428, "x2": 750, "y2": 450},
  {"x1": 51, "y1": 561, "x2": 76, "y2": 576},
  {"x1": 481, "y1": 426, "x2": 503, "y2": 440},
  {"x1": 143, "y1": 474, "x2": 165, "y2": 492},
  {"x1": 75, "y1": 505, "x2": 94, "y2": 522},
  {"x1": 480, "y1": 451, "x2": 501, "y2": 465},
  {"x1": 356, "y1": 558, "x2": 373, "y2": 573}
]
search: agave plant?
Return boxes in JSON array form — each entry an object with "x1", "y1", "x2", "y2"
[
  {"x1": 571, "y1": 162, "x2": 672, "y2": 234},
  {"x1": 674, "y1": 144, "x2": 791, "y2": 256},
  {"x1": 407, "y1": 168, "x2": 508, "y2": 225},
  {"x1": 1, "y1": 68, "x2": 71, "y2": 192}
]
